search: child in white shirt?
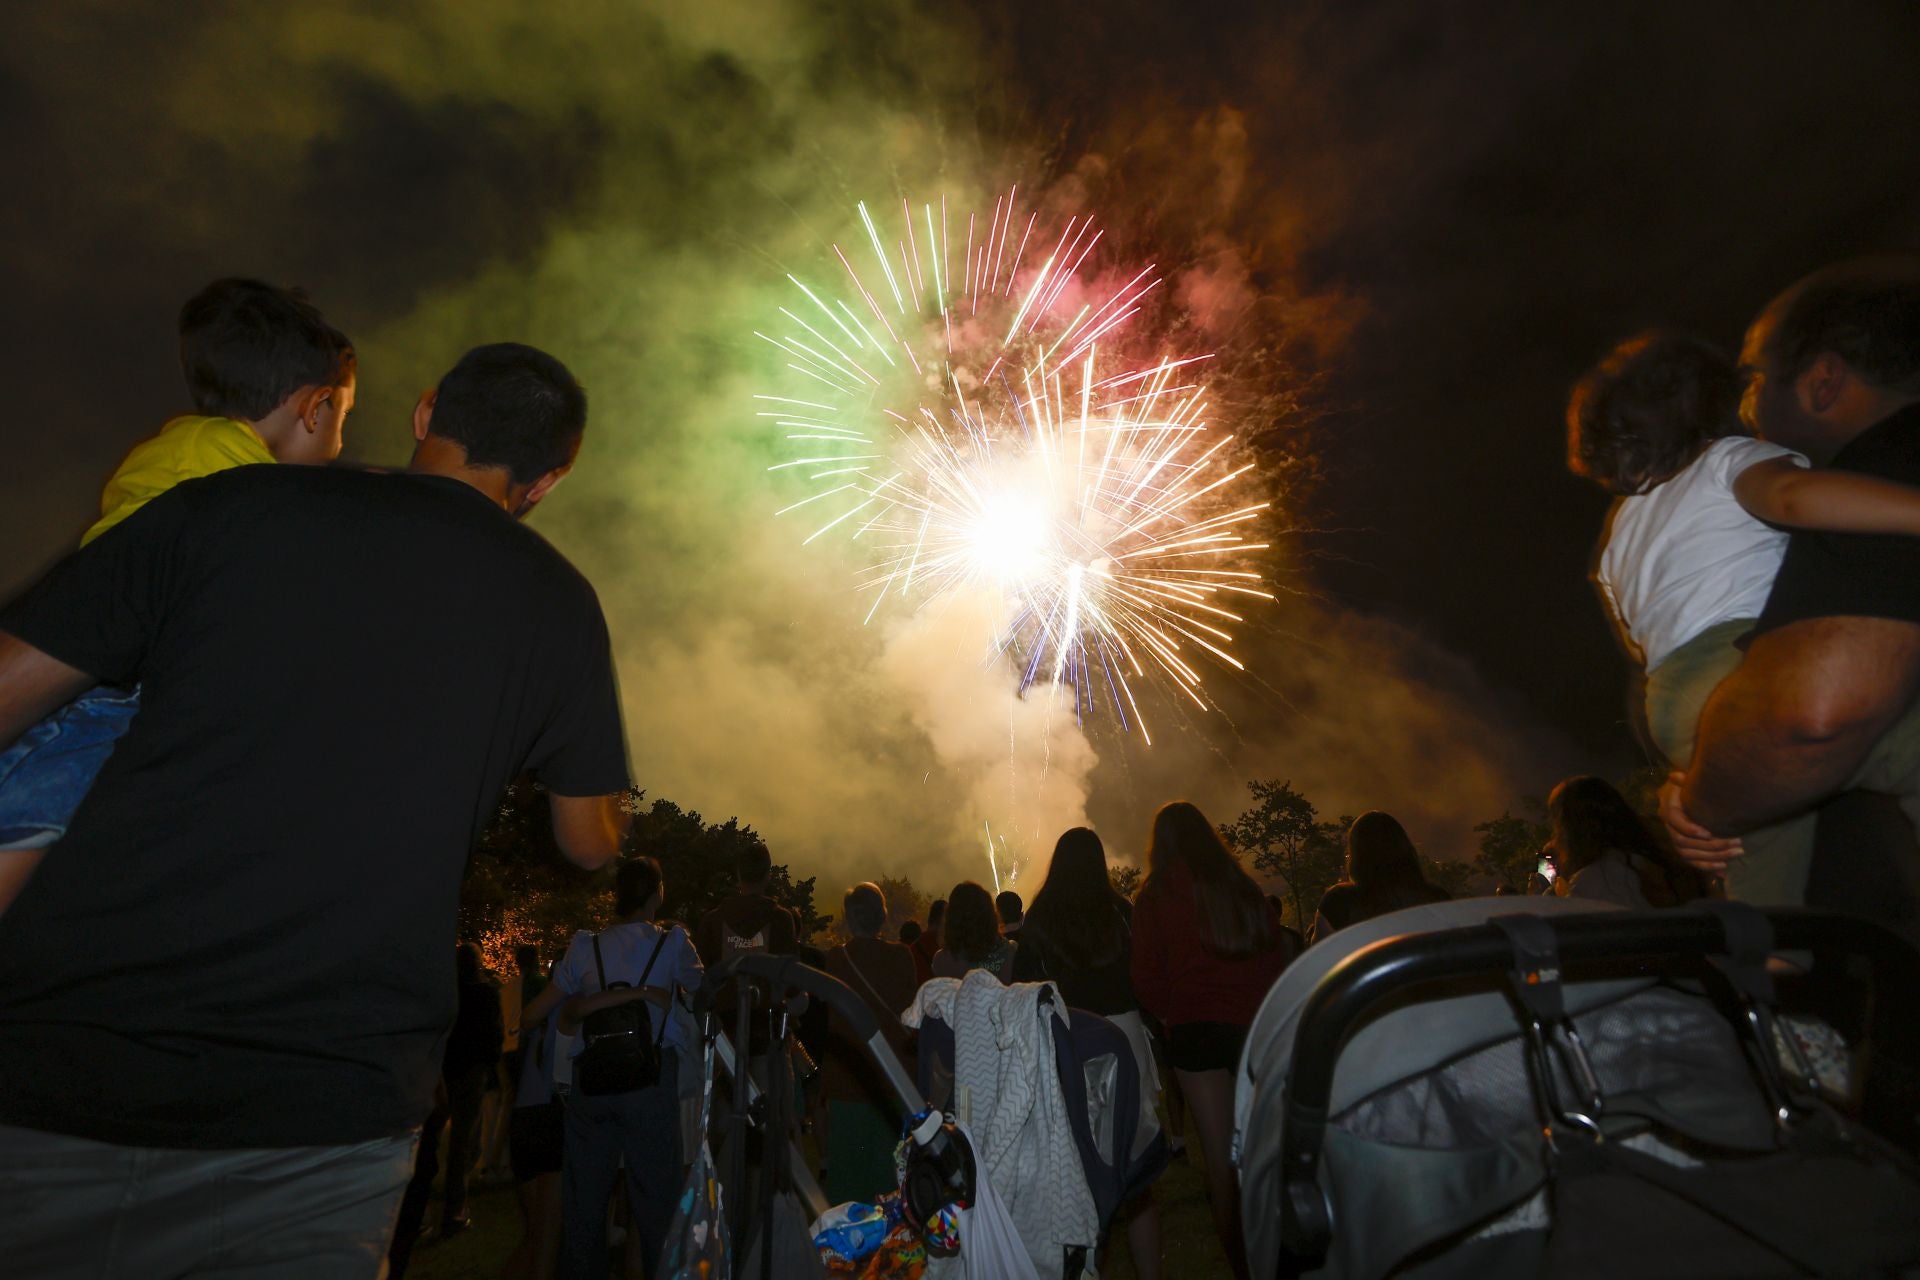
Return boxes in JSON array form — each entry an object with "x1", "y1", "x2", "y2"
[{"x1": 1567, "y1": 330, "x2": 1920, "y2": 903}]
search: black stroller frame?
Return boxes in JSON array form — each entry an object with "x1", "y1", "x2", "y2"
[
  {"x1": 1270, "y1": 904, "x2": 1920, "y2": 1275},
  {"x1": 689, "y1": 952, "x2": 972, "y2": 1279}
]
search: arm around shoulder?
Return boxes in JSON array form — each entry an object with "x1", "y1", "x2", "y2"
[{"x1": 1732, "y1": 456, "x2": 1920, "y2": 537}]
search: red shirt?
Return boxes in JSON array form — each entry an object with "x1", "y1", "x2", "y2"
[{"x1": 1130, "y1": 863, "x2": 1289, "y2": 1029}]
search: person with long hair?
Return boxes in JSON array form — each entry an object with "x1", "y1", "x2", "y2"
[
  {"x1": 1013, "y1": 827, "x2": 1165, "y2": 1279},
  {"x1": 1309, "y1": 811, "x2": 1451, "y2": 943},
  {"x1": 931, "y1": 880, "x2": 1017, "y2": 981},
  {"x1": 1549, "y1": 775, "x2": 1709, "y2": 908},
  {"x1": 1130, "y1": 801, "x2": 1288, "y2": 1280}
]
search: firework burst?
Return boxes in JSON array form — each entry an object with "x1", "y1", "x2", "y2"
[{"x1": 760, "y1": 189, "x2": 1272, "y2": 743}]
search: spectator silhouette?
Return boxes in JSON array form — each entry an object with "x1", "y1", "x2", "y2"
[
  {"x1": 996, "y1": 888, "x2": 1024, "y2": 937},
  {"x1": 821, "y1": 882, "x2": 919, "y2": 1203},
  {"x1": 1550, "y1": 776, "x2": 1708, "y2": 908},
  {"x1": 1130, "y1": 801, "x2": 1288, "y2": 1280},
  {"x1": 932, "y1": 881, "x2": 1017, "y2": 981},
  {"x1": 910, "y1": 898, "x2": 946, "y2": 985},
  {"x1": 1310, "y1": 812, "x2": 1450, "y2": 943},
  {"x1": 1012, "y1": 827, "x2": 1165, "y2": 1280},
  {"x1": 524, "y1": 857, "x2": 703, "y2": 1280}
]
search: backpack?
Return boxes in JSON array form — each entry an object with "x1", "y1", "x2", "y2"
[{"x1": 575, "y1": 928, "x2": 669, "y2": 1097}]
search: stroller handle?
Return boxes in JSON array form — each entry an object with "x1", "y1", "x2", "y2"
[
  {"x1": 1275, "y1": 906, "x2": 1920, "y2": 1257},
  {"x1": 691, "y1": 953, "x2": 927, "y2": 1115}
]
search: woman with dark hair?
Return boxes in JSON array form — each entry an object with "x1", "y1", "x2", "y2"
[
  {"x1": 1548, "y1": 775, "x2": 1709, "y2": 909},
  {"x1": 1310, "y1": 811, "x2": 1450, "y2": 943},
  {"x1": 931, "y1": 880, "x2": 1016, "y2": 981},
  {"x1": 1131, "y1": 801, "x2": 1287, "y2": 1280},
  {"x1": 1013, "y1": 827, "x2": 1164, "y2": 1279}
]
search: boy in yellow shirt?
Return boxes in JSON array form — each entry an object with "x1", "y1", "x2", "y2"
[{"x1": 0, "y1": 278, "x2": 354, "y2": 850}]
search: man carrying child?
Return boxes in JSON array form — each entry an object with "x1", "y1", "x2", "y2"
[{"x1": 0, "y1": 311, "x2": 633, "y2": 1278}]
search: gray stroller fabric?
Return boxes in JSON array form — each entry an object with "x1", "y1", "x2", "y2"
[
  {"x1": 1233, "y1": 898, "x2": 1920, "y2": 1278},
  {"x1": 1316, "y1": 984, "x2": 1775, "y2": 1278},
  {"x1": 1234, "y1": 898, "x2": 1782, "y2": 1278}
]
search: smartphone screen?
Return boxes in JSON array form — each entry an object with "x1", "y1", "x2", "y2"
[{"x1": 1535, "y1": 856, "x2": 1557, "y2": 882}]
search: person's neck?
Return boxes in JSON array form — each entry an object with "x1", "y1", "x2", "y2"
[
  {"x1": 408, "y1": 436, "x2": 518, "y2": 511},
  {"x1": 624, "y1": 910, "x2": 657, "y2": 925},
  {"x1": 239, "y1": 407, "x2": 300, "y2": 459}
]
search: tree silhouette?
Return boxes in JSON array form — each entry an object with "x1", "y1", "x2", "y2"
[
  {"x1": 459, "y1": 780, "x2": 827, "y2": 975},
  {"x1": 1472, "y1": 805, "x2": 1552, "y2": 893},
  {"x1": 1221, "y1": 779, "x2": 1347, "y2": 930}
]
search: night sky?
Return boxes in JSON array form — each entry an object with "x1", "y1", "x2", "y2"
[{"x1": 4, "y1": 2, "x2": 1919, "y2": 859}]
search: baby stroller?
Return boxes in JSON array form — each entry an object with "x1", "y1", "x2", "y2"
[
  {"x1": 1233, "y1": 896, "x2": 1920, "y2": 1279},
  {"x1": 674, "y1": 955, "x2": 1164, "y2": 1280}
]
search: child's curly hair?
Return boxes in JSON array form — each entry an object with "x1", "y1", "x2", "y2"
[{"x1": 1566, "y1": 331, "x2": 1744, "y2": 496}]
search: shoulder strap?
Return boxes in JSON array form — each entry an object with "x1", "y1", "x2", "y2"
[
  {"x1": 637, "y1": 926, "x2": 670, "y2": 985},
  {"x1": 839, "y1": 944, "x2": 890, "y2": 1009},
  {"x1": 639, "y1": 927, "x2": 672, "y2": 1047},
  {"x1": 592, "y1": 930, "x2": 610, "y2": 990}
]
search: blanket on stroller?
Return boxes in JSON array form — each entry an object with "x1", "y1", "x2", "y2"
[{"x1": 904, "y1": 972, "x2": 1098, "y2": 1276}]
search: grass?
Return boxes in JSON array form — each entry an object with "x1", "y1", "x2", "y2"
[{"x1": 410, "y1": 1124, "x2": 1234, "y2": 1280}]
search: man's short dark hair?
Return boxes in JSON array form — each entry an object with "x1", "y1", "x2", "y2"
[
  {"x1": 431, "y1": 343, "x2": 587, "y2": 485},
  {"x1": 178, "y1": 278, "x2": 354, "y2": 421},
  {"x1": 995, "y1": 890, "x2": 1023, "y2": 925},
  {"x1": 615, "y1": 856, "x2": 664, "y2": 916},
  {"x1": 736, "y1": 844, "x2": 772, "y2": 886},
  {"x1": 1566, "y1": 330, "x2": 1743, "y2": 496},
  {"x1": 1764, "y1": 259, "x2": 1920, "y2": 395}
]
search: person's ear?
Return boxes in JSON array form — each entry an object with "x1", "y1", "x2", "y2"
[
  {"x1": 521, "y1": 462, "x2": 573, "y2": 509},
  {"x1": 412, "y1": 390, "x2": 437, "y2": 442},
  {"x1": 1799, "y1": 352, "x2": 1849, "y2": 414},
  {"x1": 295, "y1": 384, "x2": 331, "y2": 434}
]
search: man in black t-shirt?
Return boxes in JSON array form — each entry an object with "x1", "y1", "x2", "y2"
[
  {"x1": 0, "y1": 343, "x2": 632, "y2": 1277},
  {"x1": 1662, "y1": 261, "x2": 1920, "y2": 906}
]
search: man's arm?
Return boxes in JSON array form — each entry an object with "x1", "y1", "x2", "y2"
[
  {"x1": 549, "y1": 792, "x2": 628, "y2": 870},
  {"x1": 1683, "y1": 616, "x2": 1920, "y2": 833}
]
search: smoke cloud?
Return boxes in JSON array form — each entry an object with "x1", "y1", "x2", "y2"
[{"x1": 0, "y1": 0, "x2": 1592, "y2": 903}]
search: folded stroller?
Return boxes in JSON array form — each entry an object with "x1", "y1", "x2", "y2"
[{"x1": 1233, "y1": 896, "x2": 1920, "y2": 1279}]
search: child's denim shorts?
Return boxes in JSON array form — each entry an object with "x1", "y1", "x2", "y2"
[{"x1": 0, "y1": 684, "x2": 141, "y2": 847}]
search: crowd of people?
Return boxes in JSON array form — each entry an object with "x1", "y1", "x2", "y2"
[{"x1": 0, "y1": 257, "x2": 1913, "y2": 1279}]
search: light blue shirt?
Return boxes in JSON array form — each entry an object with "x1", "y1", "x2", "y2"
[{"x1": 553, "y1": 920, "x2": 704, "y2": 1057}]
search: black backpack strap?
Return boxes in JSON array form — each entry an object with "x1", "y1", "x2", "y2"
[
  {"x1": 638, "y1": 927, "x2": 672, "y2": 1047},
  {"x1": 637, "y1": 927, "x2": 669, "y2": 985},
  {"x1": 592, "y1": 930, "x2": 611, "y2": 990}
]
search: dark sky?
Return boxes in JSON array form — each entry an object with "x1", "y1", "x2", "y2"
[{"x1": 4, "y1": 0, "x2": 1918, "y2": 778}]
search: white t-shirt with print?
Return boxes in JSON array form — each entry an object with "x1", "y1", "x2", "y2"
[{"x1": 1597, "y1": 436, "x2": 1808, "y2": 671}]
